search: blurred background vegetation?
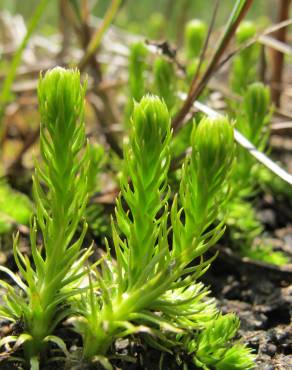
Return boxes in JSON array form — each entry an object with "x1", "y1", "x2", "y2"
[{"x1": 1, "y1": 0, "x2": 279, "y2": 39}]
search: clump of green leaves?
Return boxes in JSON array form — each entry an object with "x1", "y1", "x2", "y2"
[
  {"x1": 0, "y1": 70, "x2": 254, "y2": 369},
  {"x1": 230, "y1": 21, "x2": 259, "y2": 94},
  {"x1": 0, "y1": 67, "x2": 91, "y2": 364},
  {"x1": 71, "y1": 96, "x2": 254, "y2": 369},
  {"x1": 227, "y1": 82, "x2": 287, "y2": 265},
  {"x1": 0, "y1": 180, "x2": 33, "y2": 234},
  {"x1": 186, "y1": 314, "x2": 254, "y2": 369},
  {"x1": 236, "y1": 81, "x2": 270, "y2": 149}
]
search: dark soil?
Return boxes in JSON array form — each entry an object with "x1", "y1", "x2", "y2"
[
  {"x1": 203, "y1": 249, "x2": 292, "y2": 370},
  {"x1": 1, "y1": 242, "x2": 291, "y2": 370}
]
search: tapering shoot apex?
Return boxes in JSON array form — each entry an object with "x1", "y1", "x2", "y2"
[
  {"x1": 132, "y1": 95, "x2": 170, "y2": 143},
  {"x1": 38, "y1": 67, "x2": 86, "y2": 126},
  {"x1": 191, "y1": 116, "x2": 234, "y2": 177},
  {"x1": 185, "y1": 19, "x2": 207, "y2": 58},
  {"x1": 186, "y1": 19, "x2": 207, "y2": 38},
  {"x1": 244, "y1": 82, "x2": 270, "y2": 117},
  {"x1": 243, "y1": 82, "x2": 270, "y2": 142},
  {"x1": 236, "y1": 20, "x2": 256, "y2": 44}
]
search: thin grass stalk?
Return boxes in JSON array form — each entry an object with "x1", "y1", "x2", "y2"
[
  {"x1": 186, "y1": 0, "x2": 220, "y2": 107},
  {"x1": 172, "y1": 0, "x2": 254, "y2": 131},
  {"x1": 78, "y1": 0, "x2": 122, "y2": 71}
]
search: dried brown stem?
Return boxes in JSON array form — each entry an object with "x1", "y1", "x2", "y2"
[
  {"x1": 172, "y1": 0, "x2": 254, "y2": 131},
  {"x1": 270, "y1": 0, "x2": 291, "y2": 107},
  {"x1": 259, "y1": 44, "x2": 267, "y2": 83},
  {"x1": 186, "y1": 0, "x2": 220, "y2": 108}
]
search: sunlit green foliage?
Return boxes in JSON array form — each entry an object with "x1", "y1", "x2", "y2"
[
  {"x1": 193, "y1": 314, "x2": 254, "y2": 369},
  {"x1": 71, "y1": 96, "x2": 254, "y2": 368},
  {"x1": 0, "y1": 68, "x2": 91, "y2": 364},
  {"x1": 0, "y1": 1, "x2": 285, "y2": 367}
]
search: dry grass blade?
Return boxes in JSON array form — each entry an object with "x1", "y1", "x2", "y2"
[
  {"x1": 172, "y1": 0, "x2": 254, "y2": 131},
  {"x1": 271, "y1": 122, "x2": 292, "y2": 131},
  {"x1": 259, "y1": 35, "x2": 292, "y2": 56}
]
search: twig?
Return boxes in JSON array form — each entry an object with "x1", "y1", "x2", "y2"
[
  {"x1": 187, "y1": 0, "x2": 220, "y2": 103},
  {"x1": 260, "y1": 35, "x2": 292, "y2": 55},
  {"x1": 271, "y1": 0, "x2": 291, "y2": 107},
  {"x1": 271, "y1": 122, "x2": 292, "y2": 132},
  {"x1": 216, "y1": 18, "x2": 292, "y2": 71},
  {"x1": 259, "y1": 44, "x2": 267, "y2": 83},
  {"x1": 172, "y1": 0, "x2": 254, "y2": 131}
]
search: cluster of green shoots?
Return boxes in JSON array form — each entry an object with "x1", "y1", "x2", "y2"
[
  {"x1": 226, "y1": 83, "x2": 281, "y2": 263},
  {"x1": 126, "y1": 19, "x2": 288, "y2": 266},
  {"x1": 227, "y1": 20, "x2": 288, "y2": 265},
  {"x1": 227, "y1": 82, "x2": 287, "y2": 264},
  {"x1": 126, "y1": 41, "x2": 177, "y2": 116},
  {"x1": 126, "y1": 18, "x2": 207, "y2": 118},
  {"x1": 0, "y1": 68, "x2": 254, "y2": 369},
  {"x1": 0, "y1": 68, "x2": 92, "y2": 366},
  {"x1": 126, "y1": 20, "x2": 206, "y2": 159},
  {"x1": 126, "y1": 18, "x2": 207, "y2": 112}
]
